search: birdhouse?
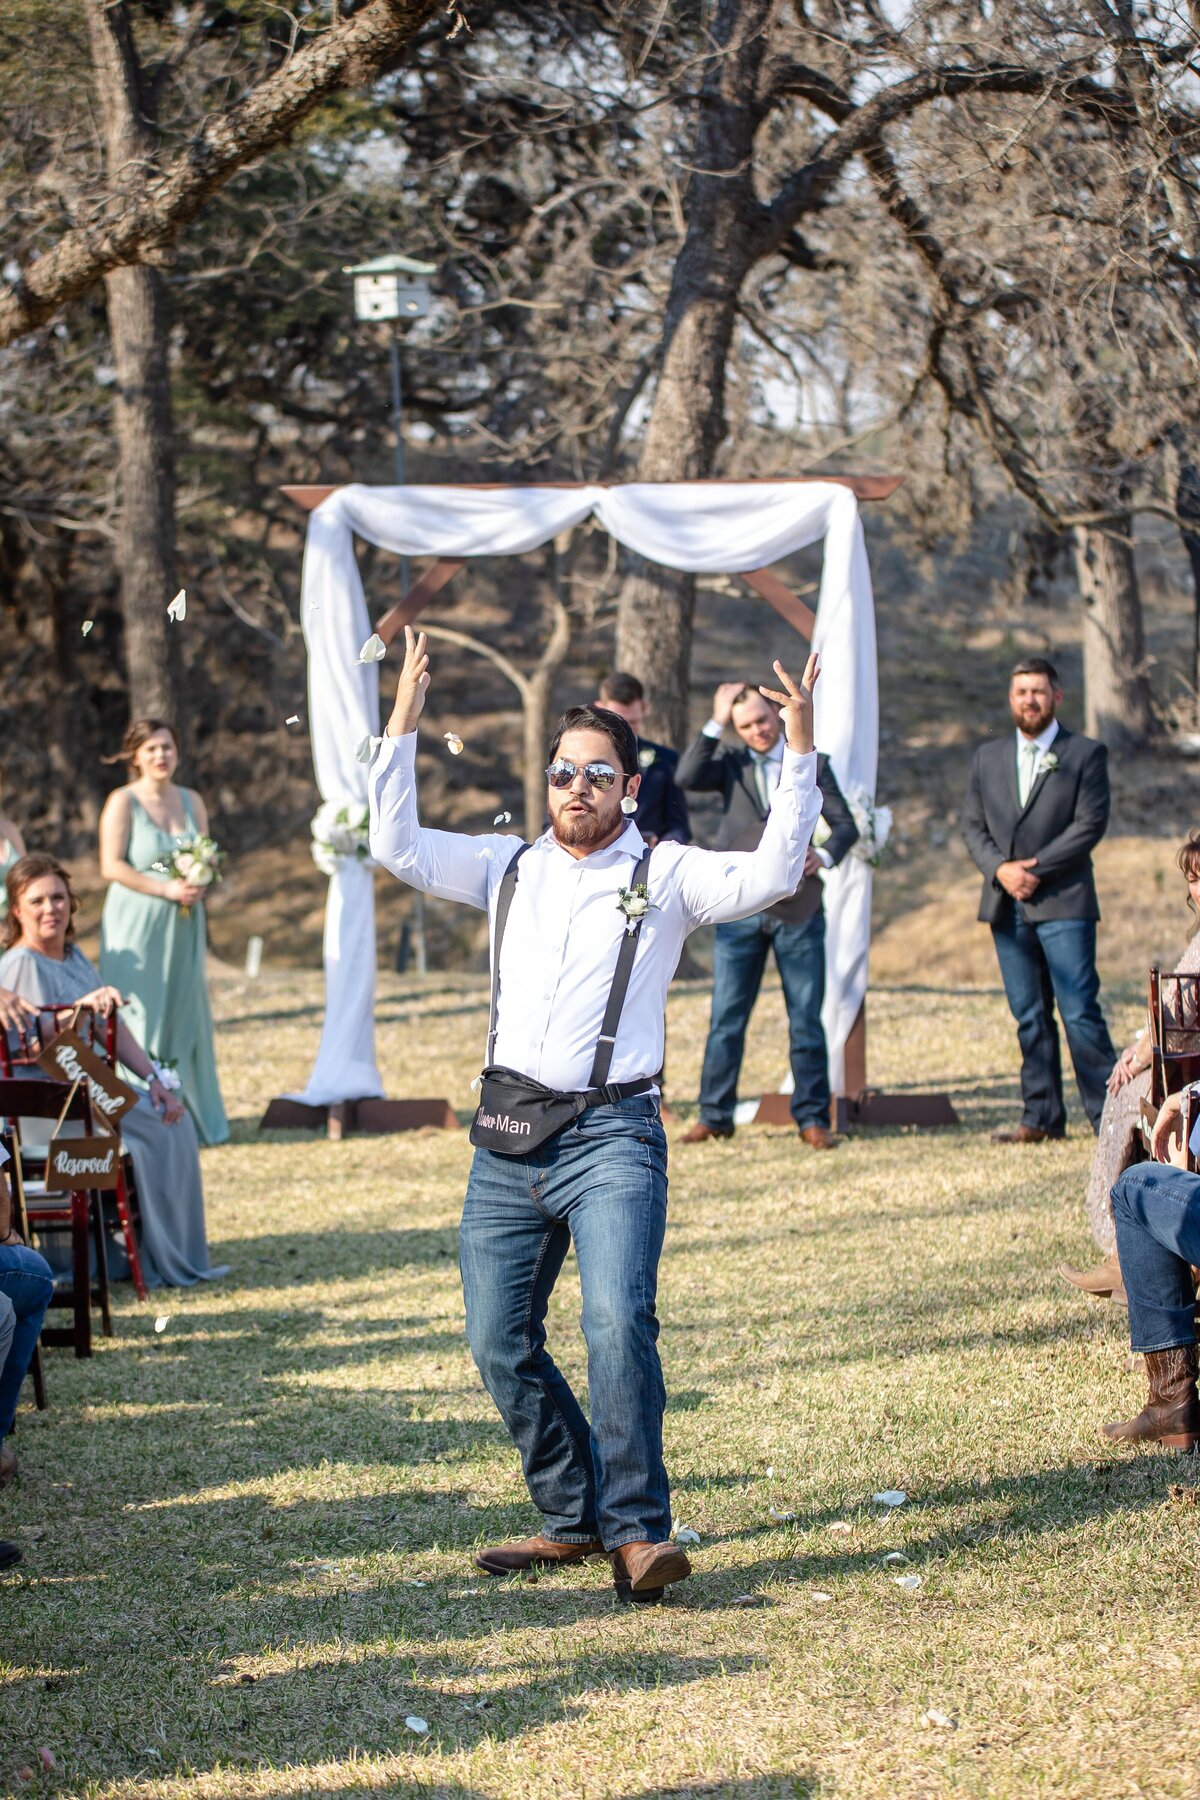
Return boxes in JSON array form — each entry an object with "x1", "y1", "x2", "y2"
[{"x1": 345, "y1": 254, "x2": 437, "y2": 323}]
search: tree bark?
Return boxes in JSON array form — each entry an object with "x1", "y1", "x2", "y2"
[
  {"x1": 614, "y1": 0, "x2": 773, "y2": 747},
  {"x1": 88, "y1": 2, "x2": 183, "y2": 727},
  {"x1": 1072, "y1": 518, "x2": 1154, "y2": 748}
]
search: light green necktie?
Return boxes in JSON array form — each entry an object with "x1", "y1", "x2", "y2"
[
  {"x1": 753, "y1": 754, "x2": 772, "y2": 813},
  {"x1": 1018, "y1": 740, "x2": 1040, "y2": 808}
]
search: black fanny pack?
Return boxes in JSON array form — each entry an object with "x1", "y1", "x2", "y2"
[
  {"x1": 470, "y1": 1066, "x2": 655, "y2": 1154},
  {"x1": 469, "y1": 842, "x2": 657, "y2": 1157}
]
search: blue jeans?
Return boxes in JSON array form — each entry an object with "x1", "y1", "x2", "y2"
[
  {"x1": 698, "y1": 910, "x2": 830, "y2": 1130},
  {"x1": 991, "y1": 915, "x2": 1115, "y2": 1134},
  {"x1": 0, "y1": 1243, "x2": 53, "y2": 1442},
  {"x1": 1111, "y1": 1163, "x2": 1200, "y2": 1352},
  {"x1": 459, "y1": 1096, "x2": 670, "y2": 1550}
]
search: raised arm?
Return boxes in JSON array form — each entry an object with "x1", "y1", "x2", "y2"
[
  {"x1": 675, "y1": 655, "x2": 822, "y2": 926},
  {"x1": 369, "y1": 626, "x2": 513, "y2": 910}
]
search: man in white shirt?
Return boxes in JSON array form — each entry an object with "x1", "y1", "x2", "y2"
[{"x1": 369, "y1": 628, "x2": 821, "y2": 1602}]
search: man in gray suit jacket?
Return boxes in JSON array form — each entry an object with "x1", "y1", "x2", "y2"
[
  {"x1": 677, "y1": 679, "x2": 858, "y2": 1148},
  {"x1": 962, "y1": 655, "x2": 1116, "y2": 1142}
]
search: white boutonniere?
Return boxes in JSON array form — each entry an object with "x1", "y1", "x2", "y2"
[
  {"x1": 1037, "y1": 751, "x2": 1059, "y2": 775},
  {"x1": 637, "y1": 746, "x2": 657, "y2": 769},
  {"x1": 616, "y1": 883, "x2": 656, "y2": 934}
]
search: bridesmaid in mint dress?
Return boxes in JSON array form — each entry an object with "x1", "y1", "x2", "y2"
[{"x1": 98, "y1": 719, "x2": 229, "y2": 1147}]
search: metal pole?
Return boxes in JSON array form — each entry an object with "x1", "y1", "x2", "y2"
[{"x1": 389, "y1": 323, "x2": 426, "y2": 973}]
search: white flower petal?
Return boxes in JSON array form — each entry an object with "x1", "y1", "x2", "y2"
[
  {"x1": 765, "y1": 1466, "x2": 775, "y2": 1479},
  {"x1": 893, "y1": 1573, "x2": 922, "y2": 1592},
  {"x1": 811, "y1": 1590, "x2": 833, "y2": 1602},
  {"x1": 884, "y1": 1551, "x2": 908, "y2": 1565},
  {"x1": 873, "y1": 1490, "x2": 907, "y2": 1507},
  {"x1": 826, "y1": 1521, "x2": 852, "y2": 1534},
  {"x1": 673, "y1": 1526, "x2": 701, "y2": 1546},
  {"x1": 769, "y1": 1508, "x2": 797, "y2": 1523},
  {"x1": 404, "y1": 1716, "x2": 429, "y2": 1735},
  {"x1": 167, "y1": 590, "x2": 186, "y2": 622},
  {"x1": 81, "y1": 620, "x2": 94, "y2": 636},
  {"x1": 285, "y1": 715, "x2": 300, "y2": 726},
  {"x1": 730, "y1": 1593, "x2": 762, "y2": 1607},
  {"x1": 493, "y1": 811, "x2": 511, "y2": 825},
  {"x1": 921, "y1": 1709, "x2": 956, "y2": 1730},
  {"x1": 444, "y1": 732, "x2": 464, "y2": 755},
  {"x1": 357, "y1": 633, "x2": 387, "y2": 664},
  {"x1": 154, "y1": 1316, "x2": 170, "y2": 1333}
]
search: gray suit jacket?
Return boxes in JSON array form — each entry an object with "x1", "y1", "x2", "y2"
[
  {"x1": 961, "y1": 725, "x2": 1109, "y2": 923},
  {"x1": 676, "y1": 737, "x2": 857, "y2": 923}
]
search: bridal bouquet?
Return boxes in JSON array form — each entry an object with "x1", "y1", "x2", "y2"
[
  {"x1": 310, "y1": 799, "x2": 372, "y2": 876},
  {"x1": 152, "y1": 834, "x2": 226, "y2": 914}
]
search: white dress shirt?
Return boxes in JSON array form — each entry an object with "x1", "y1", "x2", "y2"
[
  {"x1": 1016, "y1": 718, "x2": 1059, "y2": 805},
  {"x1": 369, "y1": 732, "x2": 821, "y2": 1091}
]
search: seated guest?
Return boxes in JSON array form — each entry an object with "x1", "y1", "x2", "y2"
[
  {"x1": 1103, "y1": 1093, "x2": 1200, "y2": 1452},
  {"x1": 0, "y1": 855, "x2": 228, "y2": 1290},
  {"x1": 1062, "y1": 832, "x2": 1200, "y2": 1302},
  {"x1": 0, "y1": 1292, "x2": 20, "y2": 1569},
  {"x1": 0, "y1": 1146, "x2": 53, "y2": 1484},
  {"x1": 595, "y1": 672, "x2": 690, "y2": 846}
]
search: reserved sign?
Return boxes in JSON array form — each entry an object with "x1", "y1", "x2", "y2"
[
  {"x1": 44, "y1": 1133, "x2": 120, "y2": 1192},
  {"x1": 37, "y1": 1029, "x2": 139, "y2": 1126}
]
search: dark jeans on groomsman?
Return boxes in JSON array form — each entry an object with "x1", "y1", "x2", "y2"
[
  {"x1": 991, "y1": 912, "x2": 1116, "y2": 1136},
  {"x1": 1110, "y1": 1162, "x2": 1200, "y2": 1352},
  {"x1": 698, "y1": 910, "x2": 831, "y2": 1133},
  {"x1": 0, "y1": 1243, "x2": 53, "y2": 1445},
  {"x1": 458, "y1": 1096, "x2": 670, "y2": 1552}
]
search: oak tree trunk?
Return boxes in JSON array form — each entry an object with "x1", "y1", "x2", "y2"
[
  {"x1": 88, "y1": 1, "x2": 183, "y2": 728},
  {"x1": 614, "y1": 0, "x2": 773, "y2": 748},
  {"x1": 1072, "y1": 517, "x2": 1153, "y2": 749}
]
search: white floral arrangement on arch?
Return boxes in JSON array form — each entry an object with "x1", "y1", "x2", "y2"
[
  {"x1": 310, "y1": 799, "x2": 373, "y2": 877},
  {"x1": 845, "y1": 784, "x2": 893, "y2": 868}
]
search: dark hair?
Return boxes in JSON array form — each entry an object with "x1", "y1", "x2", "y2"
[
  {"x1": 2, "y1": 853, "x2": 78, "y2": 951},
  {"x1": 729, "y1": 684, "x2": 761, "y2": 712},
  {"x1": 548, "y1": 705, "x2": 638, "y2": 778},
  {"x1": 103, "y1": 717, "x2": 177, "y2": 772},
  {"x1": 1010, "y1": 656, "x2": 1060, "y2": 686},
  {"x1": 598, "y1": 671, "x2": 644, "y2": 707},
  {"x1": 1179, "y1": 834, "x2": 1200, "y2": 927}
]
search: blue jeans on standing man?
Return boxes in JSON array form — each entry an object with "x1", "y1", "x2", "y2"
[
  {"x1": 991, "y1": 913, "x2": 1115, "y2": 1135},
  {"x1": 1110, "y1": 1161, "x2": 1200, "y2": 1352},
  {"x1": 0, "y1": 1243, "x2": 54, "y2": 1445},
  {"x1": 459, "y1": 1095, "x2": 670, "y2": 1551},
  {"x1": 698, "y1": 909, "x2": 830, "y2": 1132}
]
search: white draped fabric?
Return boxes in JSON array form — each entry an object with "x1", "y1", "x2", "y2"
[{"x1": 293, "y1": 480, "x2": 879, "y2": 1103}]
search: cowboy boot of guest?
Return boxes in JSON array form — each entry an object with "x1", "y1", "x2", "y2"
[
  {"x1": 1058, "y1": 1257, "x2": 1125, "y2": 1303},
  {"x1": 1103, "y1": 1344, "x2": 1200, "y2": 1451}
]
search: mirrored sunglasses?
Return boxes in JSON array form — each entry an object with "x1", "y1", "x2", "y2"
[{"x1": 545, "y1": 759, "x2": 620, "y2": 792}]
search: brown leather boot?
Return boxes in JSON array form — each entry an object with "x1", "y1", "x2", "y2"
[
  {"x1": 474, "y1": 1534, "x2": 603, "y2": 1576},
  {"x1": 679, "y1": 1122, "x2": 733, "y2": 1144},
  {"x1": 1059, "y1": 1258, "x2": 1125, "y2": 1302},
  {"x1": 1103, "y1": 1344, "x2": 1200, "y2": 1452},
  {"x1": 609, "y1": 1540, "x2": 693, "y2": 1604}
]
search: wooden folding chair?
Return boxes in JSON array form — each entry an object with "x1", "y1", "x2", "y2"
[
  {"x1": 0, "y1": 1004, "x2": 146, "y2": 1302},
  {"x1": 0, "y1": 1077, "x2": 111, "y2": 1357}
]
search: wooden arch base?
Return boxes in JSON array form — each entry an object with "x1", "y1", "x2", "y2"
[{"x1": 275, "y1": 475, "x2": 956, "y2": 1136}]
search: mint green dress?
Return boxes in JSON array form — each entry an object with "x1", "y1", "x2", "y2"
[
  {"x1": 0, "y1": 834, "x2": 21, "y2": 920},
  {"x1": 99, "y1": 792, "x2": 229, "y2": 1147}
]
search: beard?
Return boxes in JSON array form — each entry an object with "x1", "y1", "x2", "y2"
[{"x1": 551, "y1": 801, "x2": 615, "y2": 848}]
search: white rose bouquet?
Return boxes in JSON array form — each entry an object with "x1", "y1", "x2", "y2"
[
  {"x1": 151, "y1": 834, "x2": 226, "y2": 915},
  {"x1": 310, "y1": 799, "x2": 373, "y2": 877}
]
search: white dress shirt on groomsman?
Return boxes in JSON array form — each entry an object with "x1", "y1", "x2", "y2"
[{"x1": 369, "y1": 627, "x2": 822, "y2": 1603}]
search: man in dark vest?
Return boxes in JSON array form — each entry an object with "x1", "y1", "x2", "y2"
[
  {"x1": 677, "y1": 679, "x2": 858, "y2": 1149},
  {"x1": 962, "y1": 654, "x2": 1116, "y2": 1142},
  {"x1": 595, "y1": 672, "x2": 690, "y2": 846}
]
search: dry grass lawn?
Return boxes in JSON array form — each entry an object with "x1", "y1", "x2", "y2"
[{"x1": 3, "y1": 960, "x2": 1200, "y2": 1799}]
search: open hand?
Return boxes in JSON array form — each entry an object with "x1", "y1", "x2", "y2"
[
  {"x1": 386, "y1": 626, "x2": 431, "y2": 737},
  {"x1": 1107, "y1": 1044, "x2": 1139, "y2": 1096},
  {"x1": 0, "y1": 986, "x2": 38, "y2": 1035},
  {"x1": 150, "y1": 1077, "x2": 185, "y2": 1124},
  {"x1": 1151, "y1": 1091, "x2": 1184, "y2": 1162},
  {"x1": 758, "y1": 653, "x2": 820, "y2": 755},
  {"x1": 77, "y1": 985, "x2": 125, "y2": 1019}
]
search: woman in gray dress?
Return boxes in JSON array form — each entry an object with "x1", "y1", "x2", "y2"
[{"x1": 0, "y1": 853, "x2": 227, "y2": 1289}]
